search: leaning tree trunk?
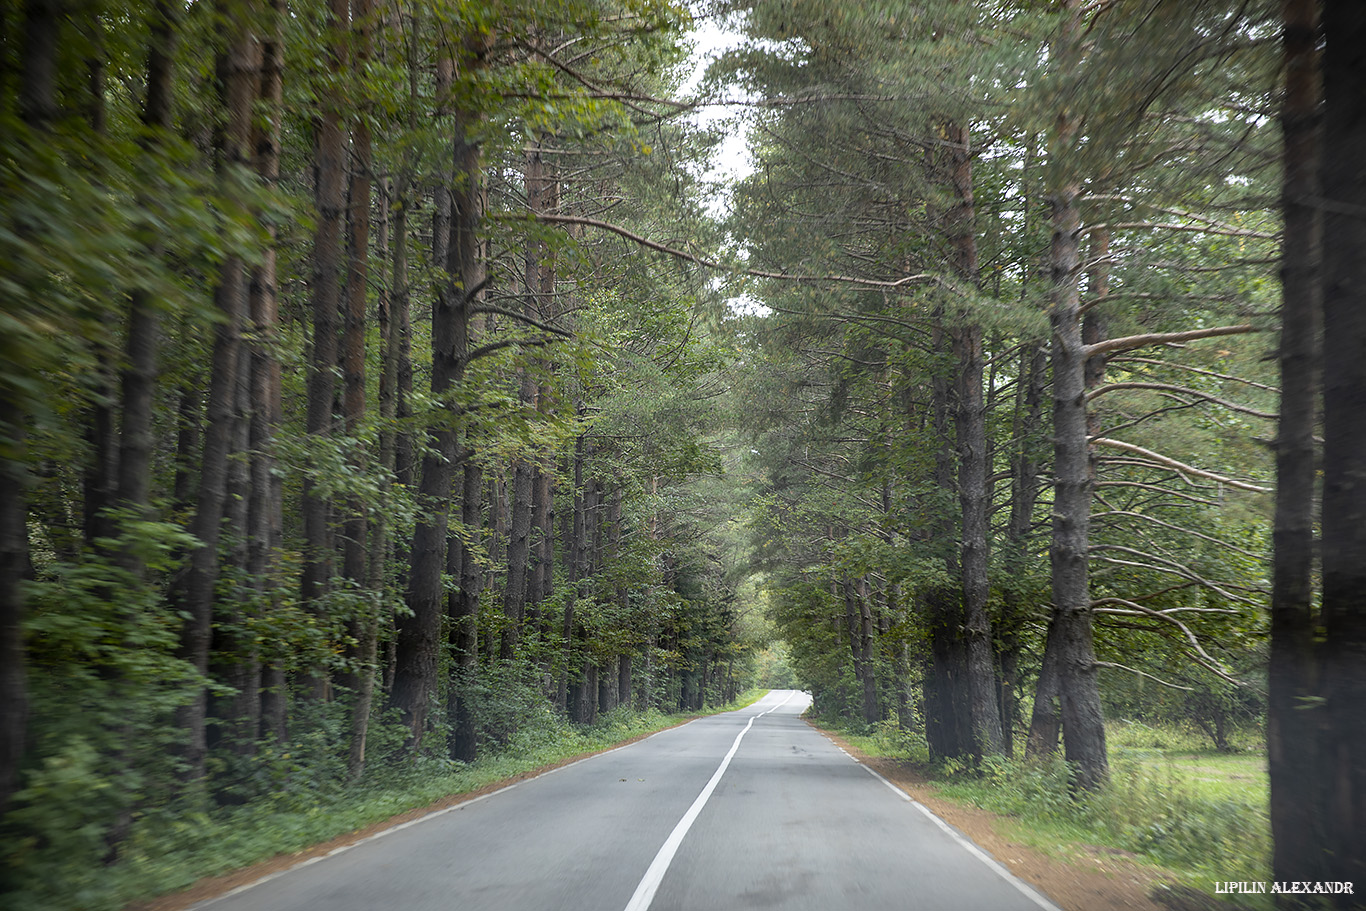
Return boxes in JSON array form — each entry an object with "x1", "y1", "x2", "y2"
[{"x1": 1318, "y1": 0, "x2": 1366, "y2": 897}]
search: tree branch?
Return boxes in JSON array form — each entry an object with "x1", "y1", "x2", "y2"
[
  {"x1": 1084, "y1": 324, "x2": 1258, "y2": 358},
  {"x1": 469, "y1": 303, "x2": 575, "y2": 339},
  {"x1": 1090, "y1": 438, "x2": 1269, "y2": 492},
  {"x1": 500, "y1": 213, "x2": 937, "y2": 291},
  {"x1": 1112, "y1": 356, "x2": 1279, "y2": 393},
  {"x1": 1092, "y1": 509, "x2": 1265, "y2": 560},
  {"x1": 1092, "y1": 597, "x2": 1242, "y2": 685},
  {"x1": 1091, "y1": 661, "x2": 1194, "y2": 690},
  {"x1": 1087, "y1": 381, "x2": 1275, "y2": 420},
  {"x1": 462, "y1": 335, "x2": 560, "y2": 366}
]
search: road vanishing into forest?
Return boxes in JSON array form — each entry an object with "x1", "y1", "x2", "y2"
[{"x1": 197, "y1": 691, "x2": 1059, "y2": 911}]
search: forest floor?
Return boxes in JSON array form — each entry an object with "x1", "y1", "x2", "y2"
[{"x1": 819, "y1": 725, "x2": 1265, "y2": 911}]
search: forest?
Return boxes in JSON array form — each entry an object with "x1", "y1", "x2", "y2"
[{"x1": 1, "y1": 0, "x2": 1363, "y2": 908}]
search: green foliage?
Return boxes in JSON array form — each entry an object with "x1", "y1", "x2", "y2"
[{"x1": 932, "y1": 741, "x2": 1270, "y2": 884}]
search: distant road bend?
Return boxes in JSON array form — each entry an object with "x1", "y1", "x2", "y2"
[{"x1": 200, "y1": 690, "x2": 1060, "y2": 911}]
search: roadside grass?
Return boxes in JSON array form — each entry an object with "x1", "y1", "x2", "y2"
[
  {"x1": 836, "y1": 717, "x2": 1271, "y2": 907},
  {"x1": 10, "y1": 690, "x2": 767, "y2": 911}
]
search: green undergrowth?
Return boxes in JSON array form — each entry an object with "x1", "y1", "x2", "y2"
[
  {"x1": 834, "y1": 716, "x2": 1271, "y2": 907},
  {"x1": 8, "y1": 690, "x2": 766, "y2": 911}
]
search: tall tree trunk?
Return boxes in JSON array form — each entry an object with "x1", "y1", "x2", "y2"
[
  {"x1": 391, "y1": 32, "x2": 488, "y2": 745},
  {"x1": 923, "y1": 321, "x2": 968, "y2": 761},
  {"x1": 171, "y1": 3, "x2": 257, "y2": 781},
  {"x1": 1318, "y1": 0, "x2": 1366, "y2": 896},
  {"x1": 500, "y1": 140, "x2": 550, "y2": 658},
  {"x1": 18, "y1": 0, "x2": 59, "y2": 127},
  {"x1": 250, "y1": 0, "x2": 287, "y2": 745},
  {"x1": 340, "y1": 0, "x2": 377, "y2": 779},
  {"x1": 859, "y1": 580, "x2": 878, "y2": 725},
  {"x1": 502, "y1": 456, "x2": 533, "y2": 660},
  {"x1": 114, "y1": 0, "x2": 178, "y2": 579},
  {"x1": 1269, "y1": 0, "x2": 1327, "y2": 893},
  {"x1": 448, "y1": 458, "x2": 482, "y2": 761},
  {"x1": 943, "y1": 120, "x2": 1002, "y2": 759},
  {"x1": 1044, "y1": 32, "x2": 1108, "y2": 785},
  {"x1": 0, "y1": 431, "x2": 26, "y2": 815},
  {"x1": 6, "y1": 11, "x2": 58, "y2": 807},
  {"x1": 1006, "y1": 344, "x2": 1047, "y2": 757},
  {"x1": 173, "y1": 383, "x2": 201, "y2": 509},
  {"x1": 212, "y1": 353, "x2": 258, "y2": 755},
  {"x1": 300, "y1": 0, "x2": 348, "y2": 677}
]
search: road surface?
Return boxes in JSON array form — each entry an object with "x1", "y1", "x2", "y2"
[{"x1": 198, "y1": 690, "x2": 1059, "y2": 911}]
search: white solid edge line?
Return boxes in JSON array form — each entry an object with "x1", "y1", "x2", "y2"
[
  {"x1": 622, "y1": 690, "x2": 796, "y2": 911},
  {"x1": 191, "y1": 710, "x2": 727, "y2": 909},
  {"x1": 857, "y1": 763, "x2": 1063, "y2": 911}
]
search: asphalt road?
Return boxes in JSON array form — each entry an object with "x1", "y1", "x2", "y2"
[{"x1": 199, "y1": 690, "x2": 1059, "y2": 911}]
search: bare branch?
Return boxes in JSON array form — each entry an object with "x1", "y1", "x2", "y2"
[
  {"x1": 1092, "y1": 597, "x2": 1242, "y2": 685},
  {"x1": 1084, "y1": 221, "x2": 1276, "y2": 240},
  {"x1": 1095, "y1": 480, "x2": 1220, "y2": 505},
  {"x1": 1093, "y1": 509, "x2": 1265, "y2": 560},
  {"x1": 1085, "y1": 324, "x2": 1259, "y2": 358},
  {"x1": 1113, "y1": 356, "x2": 1279, "y2": 393},
  {"x1": 501, "y1": 213, "x2": 937, "y2": 291},
  {"x1": 469, "y1": 303, "x2": 575, "y2": 339},
  {"x1": 1088, "y1": 381, "x2": 1275, "y2": 420},
  {"x1": 1092, "y1": 661, "x2": 1194, "y2": 690},
  {"x1": 1090, "y1": 549, "x2": 1260, "y2": 605},
  {"x1": 1091, "y1": 438, "x2": 1270, "y2": 492},
  {"x1": 463, "y1": 335, "x2": 559, "y2": 366}
]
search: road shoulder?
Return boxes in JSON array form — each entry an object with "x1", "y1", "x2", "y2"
[{"x1": 814, "y1": 725, "x2": 1173, "y2": 911}]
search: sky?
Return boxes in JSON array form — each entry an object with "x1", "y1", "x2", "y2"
[{"x1": 680, "y1": 9, "x2": 756, "y2": 202}]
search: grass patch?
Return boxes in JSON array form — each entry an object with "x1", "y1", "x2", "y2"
[
  {"x1": 829, "y1": 716, "x2": 1271, "y2": 905},
  {"x1": 8, "y1": 691, "x2": 767, "y2": 911}
]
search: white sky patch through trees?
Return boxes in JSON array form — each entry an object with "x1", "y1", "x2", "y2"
[{"x1": 682, "y1": 10, "x2": 771, "y2": 317}]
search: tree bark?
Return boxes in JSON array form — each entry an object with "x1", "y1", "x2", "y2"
[
  {"x1": 923, "y1": 319, "x2": 969, "y2": 761},
  {"x1": 1269, "y1": 0, "x2": 1327, "y2": 894},
  {"x1": 0, "y1": 434, "x2": 27, "y2": 816},
  {"x1": 114, "y1": 0, "x2": 178, "y2": 580},
  {"x1": 859, "y1": 580, "x2": 878, "y2": 725},
  {"x1": 1047, "y1": 179, "x2": 1109, "y2": 791},
  {"x1": 940, "y1": 120, "x2": 1003, "y2": 759},
  {"x1": 300, "y1": 0, "x2": 348, "y2": 675},
  {"x1": 1318, "y1": 0, "x2": 1366, "y2": 897},
  {"x1": 449, "y1": 458, "x2": 482, "y2": 761},
  {"x1": 391, "y1": 31, "x2": 488, "y2": 746},
  {"x1": 502, "y1": 456, "x2": 534, "y2": 659},
  {"x1": 340, "y1": 0, "x2": 376, "y2": 779},
  {"x1": 2, "y1": 3, "x2": 60, "y2": 807},
  {"x1": 1005, "y1": 344, "x2": 1047, "y2": 757},
  {"x1": 171, "y1": 3, "x2": 257, "y2": 781}
]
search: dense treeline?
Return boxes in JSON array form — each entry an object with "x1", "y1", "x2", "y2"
[
  {"x1": 722, "y1": 0, "x2": 1275, "y2": 781},
  {"x1": 0, "y1": 0, "x2": 754, "y2": 901},
  {"x1": 704, "y1": 0, "x2": 1365, "y2": 898},
  {"x1": 4, "y1": 0, "x2": 1366, "y2": 907}
]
